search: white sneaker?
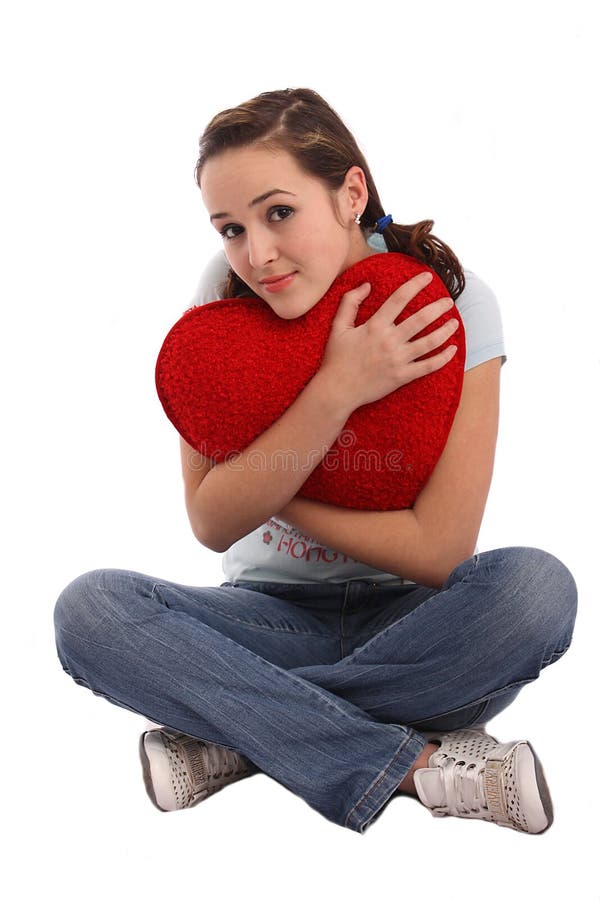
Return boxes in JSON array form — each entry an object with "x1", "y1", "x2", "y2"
[
  {"x1": 414, "y1": 728, "x2": 553, "y2": 834},
  {"x1": 139, "y1": 727, "x2": 256, "y2": 812}
]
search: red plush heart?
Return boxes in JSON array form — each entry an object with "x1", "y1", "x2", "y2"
[{"x1": 155, "y1": 252, "x2": 465, "y2": 510}]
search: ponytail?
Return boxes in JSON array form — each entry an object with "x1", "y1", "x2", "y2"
[{"x1": 377, "y1": 219, "x2": 465, "y2": 300}]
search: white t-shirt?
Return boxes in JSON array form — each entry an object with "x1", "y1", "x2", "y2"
[{"x1": 187, "y1": 235, "x2": 506, "y2": 585}]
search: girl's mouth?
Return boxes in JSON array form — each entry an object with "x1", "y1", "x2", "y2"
[{"x1": 261, "y1": 272, "x2": 297, "y2": 293}]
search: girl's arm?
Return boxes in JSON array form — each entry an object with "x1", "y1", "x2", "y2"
[
  {"x1": 181, "y1": 369, "x2": 354, "y2": 552},
  {"x1": 276, "y1": 356, "x2": 502, "y2": 588}
]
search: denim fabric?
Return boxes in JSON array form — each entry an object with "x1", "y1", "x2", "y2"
[{"x1": 53, "y1": 546, "x2": 577, "y2": 833}]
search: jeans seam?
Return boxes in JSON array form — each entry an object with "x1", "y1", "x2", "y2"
[
  {"x1": 344, "y1": 731, "x2": 423, "y2": 830},
  {"x1": 541, "y1": 640, "x2": 572, "y2": 666}
]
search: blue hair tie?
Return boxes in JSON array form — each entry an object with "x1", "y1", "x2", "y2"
[{"x1": 375, "y1": 214, "x2": 393, "y2": 233}]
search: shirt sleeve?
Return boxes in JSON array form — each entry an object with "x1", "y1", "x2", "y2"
[
  {"x1": 188, "y1": 249, "x2": 230, "y2": 310},
  {"x1": 456, "y1": 270, "x2": 507, "y2": 370}
]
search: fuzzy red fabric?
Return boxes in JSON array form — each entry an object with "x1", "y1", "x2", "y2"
[{"x1": 155, "y1": 252, "x2": 465, "y2": 510}]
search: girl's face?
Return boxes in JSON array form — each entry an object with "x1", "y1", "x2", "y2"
[{"x1": 200, "y1": 144, "x2": 377, "y2": 319}]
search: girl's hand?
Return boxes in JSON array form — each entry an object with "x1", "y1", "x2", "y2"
[{"x1": 317, "y1": 271, "x2": 460, "y2": 412}]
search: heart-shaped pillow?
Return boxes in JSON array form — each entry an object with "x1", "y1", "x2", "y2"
[{"x1": 156, "y1": 252, "x2": 465, "y2": 511}]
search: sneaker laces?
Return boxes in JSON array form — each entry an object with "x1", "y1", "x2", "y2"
[{"x1": 437, "y1": 753, "x2": 489, "y2": 817}]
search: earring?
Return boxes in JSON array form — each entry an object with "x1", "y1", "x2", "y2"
[{"x1": 354, "y1": 213, "x2": 362, "y2": 225}]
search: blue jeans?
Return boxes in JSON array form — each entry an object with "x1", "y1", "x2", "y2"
[{"x1": 53, "y1": 546, "x2": 577, "y2": 833}]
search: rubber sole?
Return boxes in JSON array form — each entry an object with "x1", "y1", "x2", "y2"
[
  {"x1": 138, "y1": 732, "x2": 168, "y2": 812},
  {"x1": 527, "y1": 740, "x2": 554, "y2": 832}
]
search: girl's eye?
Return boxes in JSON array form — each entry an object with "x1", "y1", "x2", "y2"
[
  {"x1": 269, "y1": 205, "x2": 294, "y2": 222},
  {"x1": 220, "y1": 224, "x2": 243, "y2": 241},
  {"x1": 219, "y1": 206, "x2": 294, "y2": 241}
]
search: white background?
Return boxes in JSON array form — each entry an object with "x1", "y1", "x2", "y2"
[{"x1": 2, "y1": 1, "x2": 598, "y2": 897}]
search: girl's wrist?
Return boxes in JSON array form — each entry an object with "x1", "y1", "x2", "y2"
[{"x1": 310, "y1": 369, "x2": 357, "y2": 423}]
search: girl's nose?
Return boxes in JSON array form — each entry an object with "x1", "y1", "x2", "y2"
[{"x1": 246, "y1": 226, "x2": 278, "y2": 270}]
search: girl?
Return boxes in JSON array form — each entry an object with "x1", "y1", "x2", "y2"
[{"x1": 54, "y1": 88, "x2": 577, "y2": 835}]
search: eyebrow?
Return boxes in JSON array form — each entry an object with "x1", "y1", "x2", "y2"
[{"x1": 209, "y1": 189, "x2": 296, "y2": 222}]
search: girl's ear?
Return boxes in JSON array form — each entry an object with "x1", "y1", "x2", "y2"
[{"x1": 340, "y1": 165, "x2": 369, "y2": 221}]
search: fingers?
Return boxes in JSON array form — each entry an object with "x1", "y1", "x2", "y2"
[
  {"x1": 408, "y1": 314, "x2": 460, "y2": 360},
  {"x1": 370, "y1": 269, "x2": 459, "y2": 362},
  {"x1": 333, "y1": 282, "x2": 372, "y2": 327},
  {"x1": 408, "y1": 341, "x2": 459, "y2": 381},
  {"x1": 406, "y1": 316, "x2": 460, "y2": 380},
  {"x1": 395, "y1": 296, "x2": 455, "y2": 342},
  {"x1": 368, "y1": 271, "x2": 434, "y2": 326}
]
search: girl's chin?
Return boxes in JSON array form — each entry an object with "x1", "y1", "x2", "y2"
[
  {"x1": 260, "y1": 280, "x2": 325, "y2": 319},
  {"x1": 266, "y1": 297, "x2": 320, "y2": 320}
]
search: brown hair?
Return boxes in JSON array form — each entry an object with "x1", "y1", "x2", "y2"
[{"x1": 195, "y1": 88, "x2": 465, "y2": 300}]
